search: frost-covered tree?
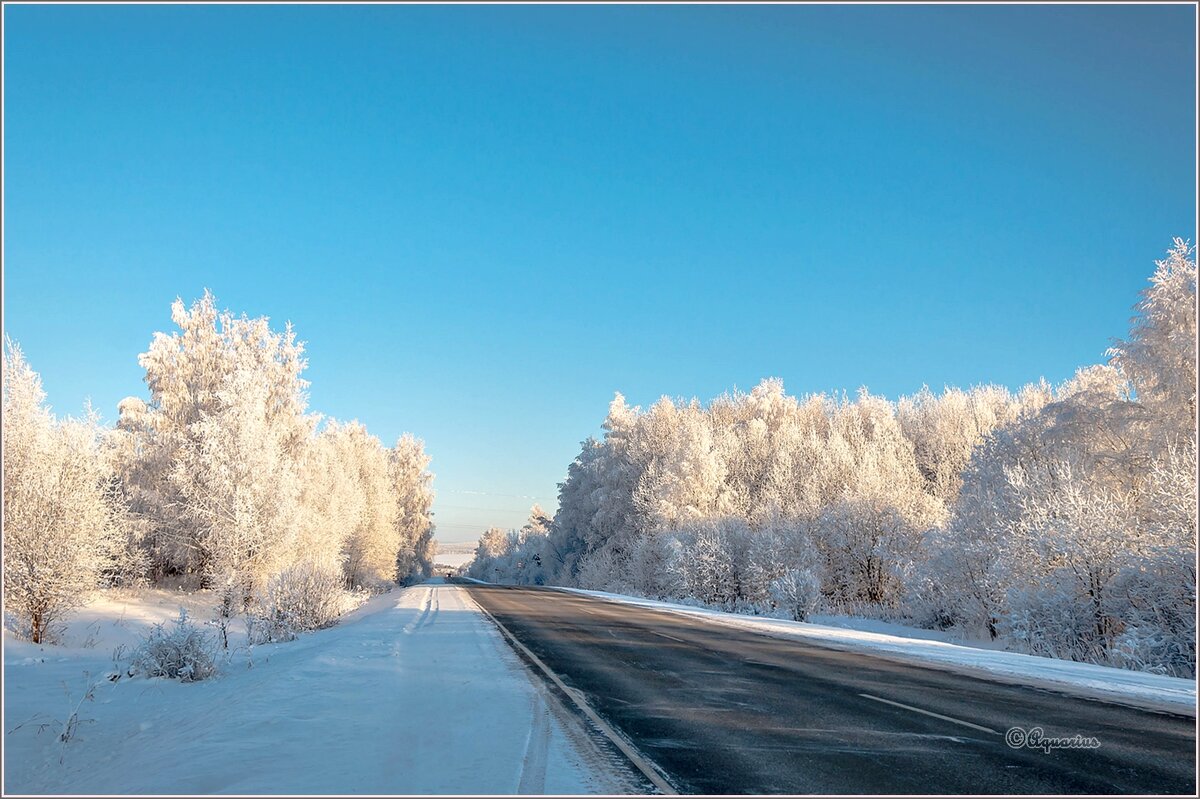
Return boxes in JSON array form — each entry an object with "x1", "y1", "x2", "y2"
[
  {"x1": 491, "y1": 505, "x2": 556, "y2": 586},
  {"x1": 2, "y1": 341, "x2": 128, "y2": 642},
  {"x1": 545, "y1": 437, "x2": 606, "y2": 580},
  {"x1": 812, "y1": 390, "x2": 943, "y2": 609},
  {"x1": 171, "y1": 367, "x2": 307, "y2": 601},
  {"x1": 6, "y1": 292, "x2": 439, "y2": 644},
  {"x1": 573, "y1": 545, "x2": 626, "y2": 593},
  {"x1": 391, "y1": 434, "x2": 436, "y2": 583},
  {"x1": 590, "y1": 393, "x2": 645, "y2": 547},
  {"x1": 740, "y1": 518, "x2": 817, "y2": 607},
  {"x1": 711, "y1": 380, "x2": 827, "y2": 523},
  {"x1": 923, "y1": 368, "x2": 1140, "y2": 638},
  {"x1": 479, "y1": 240, "x2": 1195, "y2": 676},
  {"x1": 119, "y1": 291, "x2": 310, "y2": 582},
  {"x1": 897, "y1": 384, "x2": 1021, "y2": 504},
  {"x1": 335, "y1": 422, "x2": 399, "y2": 589},
  {"x1": 293, "y1": 420, "x2": 363, "y2": 575},
  {"x1": 1115, "y1": 441, "x2": 1196, "y2": 675},
  {"x1": 1108, "y1": 238, "x2": 1197, "y2": 448},
  {"x1": 770, "y1": 568, "x2": 822, "y2": 622},
  {"x1": 549, "y1": 381, "x2": 938, "y2": 613},
  {"x1": 467, "y1": 526, "x2": 510, "y2": 581},
  {"x1": 631, "y1": 397, "x2": 727, "y2": 531},
  {"x1": 923, "y1": 241, "x2": 1197, "y2": 672}
]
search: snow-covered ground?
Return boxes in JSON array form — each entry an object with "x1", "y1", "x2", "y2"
[
  {"x1": 3, "y1": 579, "x2": 629, "y2": 795},
  {"x1": 433, "y1": 541, "x2": 477, "y2": 570},
  {"x1": 556, "y1": 587, "x2": 1198, "y2": 717}
]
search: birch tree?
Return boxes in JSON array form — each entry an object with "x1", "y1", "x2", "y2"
[
  {"x1": 391, "y1": 434, "x2": 436, "y2": 583},
  {"x1": 3, "y1": 341, "x2": 128, "y2": 642}
]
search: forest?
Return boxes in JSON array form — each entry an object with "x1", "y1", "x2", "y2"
[
  {"x1": 470, "y1": 240, "x2": 1198, "y2": 678},
  {"x1": 4, "y1": 292, "x2": 436, "y2": 647}
]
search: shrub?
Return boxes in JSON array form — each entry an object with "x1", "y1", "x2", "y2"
[
  {"x1": 129, "y1": 609, "x2": 217, "y2": 681},
  {"x1": 1001, "y1": 572, "x2": 1116, "y2": 666},
  {"x1": 247, "y1": 562, "x2": 355, "y2": 644},
  {"x1": 770, "y1": 568, "x2": 822, "y2": 622},
  {"x1": 1108, "y1": 554, "x2": 1195, "y2": 677}
]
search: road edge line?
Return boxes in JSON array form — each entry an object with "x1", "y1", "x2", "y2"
[
  {"x1": 466, "y1": 591, "x2": 680, "y2": 796},
  {"x1": 857, "y1": 693, "x2": 999, "y2": 734}
]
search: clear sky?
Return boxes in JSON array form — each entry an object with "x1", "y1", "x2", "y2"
[{"x1": 3, "y1": 4, "x2": 1196, "y2": 542}]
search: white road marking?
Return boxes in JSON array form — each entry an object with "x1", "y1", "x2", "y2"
[
  {"x1": 650, "y1": 631, "x2": 686, "y2": 643},
  {"x1": 469, "y1": 595, "x2": 679, "y2": 795},
  {"x1": 858, "y1": 693, "x2": 1000, "y2": 735}
]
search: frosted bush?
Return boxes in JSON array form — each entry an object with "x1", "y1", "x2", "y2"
[
  {"x1": 1110, "y1": 553, "x2": 1196, "y2": 677},
  {"x1": 1111, "y1": 627, "x2": 1175, "y2": 676},
  {"x1": 627, "y1": 534, "x2": 684, "y2": 600},
  {"x1": 770, "y1": 569, "x2": 822, "y2": 622},
  {"x1": 129, "y1": 609, "x2": 217, "y2": 681},
  {"x1": 680, "y1": 522, "x2": 742, "y2": 608},
  {"x1": 1001, "y1": 573, "x2": 1116, "y2": 665},
  {"x1": 247, "y1": 562, "x2": 357, "y2": 644},
  {"x1": 574, "y1": 546, "x2": 632, "y2": 595}
]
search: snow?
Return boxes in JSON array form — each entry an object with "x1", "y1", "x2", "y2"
[
  {"x1": 50, "y1": 586, "x2": 228, "y2": 652},
  {"x1": 3, "y1": 579, "x2": 628, "y2": 795},
  {"x1": 434, "y1": 541, "x2": 477, "y2": 570},
  {"x1": 433, "y1": 552, "x2": 475, "y2": 569},
  {"x1": 554, "y1": 587, "x2": 1198, "y2": 717}
]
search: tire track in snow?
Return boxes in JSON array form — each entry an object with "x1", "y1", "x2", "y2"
[
  {"x1": 421, "y1": 585, "x2": 441, "y2": 630},
  {"x1": 516, "y1": 687, "x2": 552, "y2": 794},
  {"x1": 403, "y1": 587, "x2": 434, "y2": 635}
]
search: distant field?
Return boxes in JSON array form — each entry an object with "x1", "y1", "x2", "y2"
[
  {"x1": 434, "y1": 540, "x2": 476, "y2": 569},
  {"x1": 437, "y1": 540, "x2": 477, "y2": 554},
  {"x1": 435, "y1": 552, "x2": 474, "y2": 569}
]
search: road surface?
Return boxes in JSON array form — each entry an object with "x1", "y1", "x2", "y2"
[{"x1": 463, "y1": 582, "x2": 1197, "y2": 795}]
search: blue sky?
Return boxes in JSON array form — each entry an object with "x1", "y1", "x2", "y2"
[{"x1": 3, "y1": 4, "x2": 1196, "y2": 542}]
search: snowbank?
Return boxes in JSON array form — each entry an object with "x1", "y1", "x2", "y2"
[
  {"x1": 4, "y1": 580, "x2": 627, "y2": 795},
  {"x1": 555, "y1": 586, "x2": 1197, "y2": 717}
]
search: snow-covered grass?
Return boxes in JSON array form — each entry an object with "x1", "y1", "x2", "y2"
[
  {"x1": 554, "y1": 586, "x2": 1198, "y2": 717},
  {"x1": 47, "y1": 585, "x2": 227, "y2": 653},
  {"x1": 3, "y1": 579, "x2": 625, "y2": 795}
]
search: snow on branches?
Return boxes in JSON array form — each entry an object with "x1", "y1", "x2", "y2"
[
  {"x1": 479, "y1": 240, "x2": 1197, "y2": 677},
  {"x1": 3, "y1": 293, "x2": 437, "y2": 645}
]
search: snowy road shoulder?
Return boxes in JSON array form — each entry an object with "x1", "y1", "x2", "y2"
[
  {"x1": 552, "y1": 586, "x2": 1197, "y2": 717},
  {"x1": 3, "y1": 579, "x2": 629, "y2": 795}
]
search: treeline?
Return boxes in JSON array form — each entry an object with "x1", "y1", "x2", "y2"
[
  {"x1": 3, "y1": 292, "x2": 436, "y2": 644},
  {"x1": 474, "y1": 240, "x2": 1197, "y2": 677}
]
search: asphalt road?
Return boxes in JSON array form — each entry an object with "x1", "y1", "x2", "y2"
[{"x1": 463, "y1": 582, "x2": 1197, "y2": 795}]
